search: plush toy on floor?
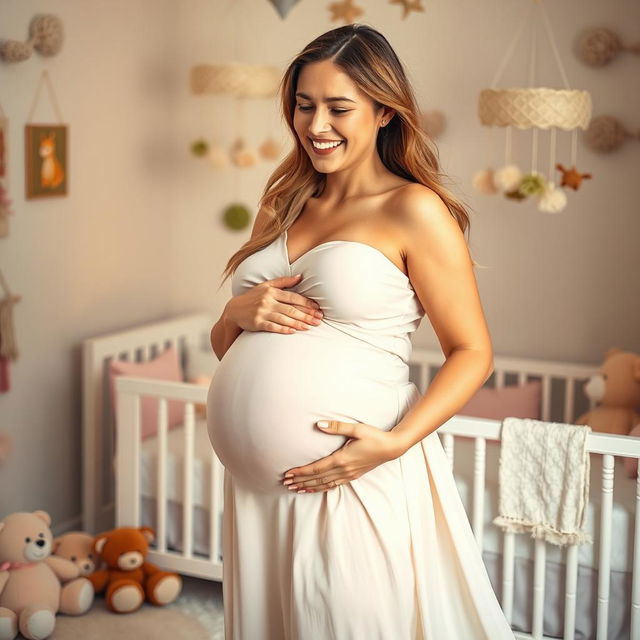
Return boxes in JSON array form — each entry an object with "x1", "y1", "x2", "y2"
[
  {"x1": 0, "y1": 510, "x2": 94, "y2": 640},
  {"x1": 88, "y1": 526, "x2": 182, "y2": 614},
  {"x1": 52, "y1": 532, "x2": 104, "y2": 577}
]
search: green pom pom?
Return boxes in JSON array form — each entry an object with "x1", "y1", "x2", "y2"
[
  {"x1": 191, "y1": 139, "x2": 209, "y2": 157},
  {"x1": 223, "y1": 203, "x2": 250, "y2": 230},
  {"x1": 518, "y1": 172, "x2": 547, "y2": 197}
]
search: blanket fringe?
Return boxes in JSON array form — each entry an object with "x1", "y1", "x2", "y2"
[{"x1": 492, "y1": 515, "x2": 593, "y2": 547}]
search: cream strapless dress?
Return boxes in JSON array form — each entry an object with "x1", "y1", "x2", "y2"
[{"x1": 207, "y1": 230, "x2": 515, "y2": 640}]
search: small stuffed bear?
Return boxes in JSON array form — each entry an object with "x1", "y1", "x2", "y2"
[
  {"x1": 52, "y1": 531, "x2": 103, "y2": 577},
  {"x1": 88, "y1": 526, "x2": 181, "y2": 614},
  {"x1": 574, "y1": 348, "x2": 640, "y2": 477},
  {"x1": 575, "y1": 348, "x2": 640, "y2": 435},
  {"x1": 0, "y1": 510, "x2": 94, "y2": 640}
]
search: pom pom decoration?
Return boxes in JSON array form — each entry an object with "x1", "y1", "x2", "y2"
[
  {"x1": 230, "y1": 137, "x2": 258, "y2": 168},
  {"x1": 207, "y1": 142, "x2": 230, "y2": 169},
  {"x1": 538, "y1": 182, "x2": 567, "y2": 213},
  {"x1": 223, "y1": 203, "x2": 251, "y2": 231},
  {"x1": 493, "y1": 164, "x2": 523, "y2": 192},
  {"x1": 575, "y1": 27, "x2": 640, "y2": 67},
  {"x1": 472, "y1": 169, "x2": 498, "y2": 195},
  {"x1": 190, "y1": 139, "x2": 208, "y2": 157},
  {"x1": 518, "y1": 172, "x2": 547, "y2": 197},
  {"x1": 259, "y1": 137, "x2": 281, "y2": 161},
  {"x1": 583, "y1": 114, "x2": 637, "y2": 154},
  {"x1": 504, "y1": 188, "x2": 527, "y2": 202},
  {"x1": 0, "y1": 14, "x2": 64, "y2": 62},
  {"x1": 419, "y1": 109, "x2": 446, "y2": 139}
]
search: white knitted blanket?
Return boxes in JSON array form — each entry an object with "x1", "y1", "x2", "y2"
[{"x1": 492, "y1": 417, "x2": 593, "y2": 546}]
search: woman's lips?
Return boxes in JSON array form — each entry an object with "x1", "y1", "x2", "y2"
[{"x1": 308, "y1": 138, "x2": 345, "y2": 156}]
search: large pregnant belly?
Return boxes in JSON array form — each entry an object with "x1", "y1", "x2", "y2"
[{"x1": 206, "y1": 328, "x2": 405, "y2": 491}]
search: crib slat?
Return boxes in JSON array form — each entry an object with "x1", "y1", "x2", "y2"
[
  {"x1": 501, "y1": 531, "x2": 515, "y2": 623},
  {"x1": 115, "y1": 387, "x2": 141, "y2": 527},
  {"x1": 564, "y1": 544, "x2": 579, "y2": 639},
  {"x1": 563, "y1": 377, "x2": 575, "y2": 423},
  {"x1": 532, "y1": 538, "x2": 546, "y2": 638},
  {"x1": 597, "y1": 454, "x2": 614, "y2": 638},
  {"x1": 494, "y1": 369, "x2": 505, "y2": 388},
  {"x1": 156, "y1": 398, "x2": 168, "y2": 554},
  {"x1": 182, "y1": 401, "x2": 195, "y2": 558},
  {"x1": 541, "y1": 374, "x2": 551, "y2": 422},
  {"x1": 632, "y1": 465, "x2": 640, "y2": 639},
  {"x1": 517, "y1": 371, "x2": 527, "y2": 385},
  {"x1": 472, "y1": 437, "x2": 486, "y2": 550}
]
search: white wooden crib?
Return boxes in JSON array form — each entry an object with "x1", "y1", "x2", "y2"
[{"x1": 82, "y1": 311, "x2": 640, "y2": 640}]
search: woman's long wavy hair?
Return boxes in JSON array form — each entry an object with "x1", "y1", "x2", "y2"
[{"x1": 219, "y1": 23, "x2": 476, "y2": 287}]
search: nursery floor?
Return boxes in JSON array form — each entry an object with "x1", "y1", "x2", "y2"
[{"x1": 50, "y1": 575, "x2": 224, "y2": 639}]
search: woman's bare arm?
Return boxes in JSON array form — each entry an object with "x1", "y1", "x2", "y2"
[
  {"x1": 210, "y1": 206, "x2": 272, "y2": 360},
  {"x1": 211, "y1": 306, "x2": 243, "y2": 361},
  {"x1": 389, "y1": 185, "x2": 494, "y2": 454}
]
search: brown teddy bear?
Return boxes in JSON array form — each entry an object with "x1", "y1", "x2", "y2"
[
  {"x1": 0, "y1": 510, "x2": 94, "y2": 640},
  {"x1": 52, "y1": 531, "x2": 103, "y2": 577},
  {"x1": 574, "y1": 348, "x2": 640, "y2": 478},
  {"x1": 88, "y1": 526, "x2": 182, "y2": 614},
  {"x1": 575, "y1": 348, "x2": 640, "y2": 435}
]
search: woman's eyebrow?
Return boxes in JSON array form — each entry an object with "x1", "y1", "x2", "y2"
[{"x1": 295, "y1": 92, "x2": 356, "y2": 103}]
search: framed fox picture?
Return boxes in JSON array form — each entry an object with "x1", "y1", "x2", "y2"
[{"x1": 25, "y1": 124, "x2": 68, "y2": 199}]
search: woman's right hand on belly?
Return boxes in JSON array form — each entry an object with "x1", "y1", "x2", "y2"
[{"x1": 226, "y1": 274, "x2": 324, "y2": 334}]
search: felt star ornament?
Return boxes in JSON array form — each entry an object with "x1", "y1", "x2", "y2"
[
  {"x1": 556, "y1": 163, "x2": 592, "y2": 191},
  {"x1": 328, "y1": 0, "x2": 364, "y2": 24},
  {"x1": 389, "y1": 0, "x2": 425, "y2": 19}
]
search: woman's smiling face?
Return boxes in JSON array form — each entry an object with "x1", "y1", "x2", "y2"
[{"x1": 293, "y1": 59, "x2": 385, "y2": 170}]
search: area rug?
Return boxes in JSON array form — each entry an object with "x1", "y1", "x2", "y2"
[{"x1": 50, "y1": 575, "x2": 221, "y2": 639}]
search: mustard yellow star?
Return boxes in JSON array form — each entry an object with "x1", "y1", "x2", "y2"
[
  {"x1": 328, "y1": 0, "x2": 364, "y2": 24},
  {"x1": 389, "y1": 0, "x2": 425, "y2": 19}
]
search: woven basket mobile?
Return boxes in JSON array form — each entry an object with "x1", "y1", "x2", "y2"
[{"x1": 474, "y1": 0, "x2": 593, "y2": 213}]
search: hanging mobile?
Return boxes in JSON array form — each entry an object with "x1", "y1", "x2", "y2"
[{"x1": 473, "y1": 0, "x2": 593, "y2": 213}]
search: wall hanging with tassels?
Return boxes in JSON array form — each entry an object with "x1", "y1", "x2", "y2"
[{"x1": 0, "y1": 268, "x2": 20, "y2": 393}]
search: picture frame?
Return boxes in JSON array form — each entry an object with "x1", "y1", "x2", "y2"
[{"x1": 25, "y1": 123, "x2": 68, "y2": 199}]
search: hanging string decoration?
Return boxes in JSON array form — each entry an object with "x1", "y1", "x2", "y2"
[
  {"x1": 189, "y1": 63, "x2": 283, "y2": 169},
  {"x1": 473, "y1": 0, "x2": 593, "y2": 214},
  {"x1": 575, "y1": 27, "x2": 640, "y2": 68},
  {"x1": 328, "y1": 0, "x2": 364, "y2": 24},
  {"x1": 0, "y1": 107, "x2": 13, "y2": 238},
  {"x1": 583, "y1": 114, "x2": 640, "y2": 154},
  {"x1": 267, "y1": 0, "x2": 303, "y2": 19},
  {"x1": 389, "y1": 0, "x2": 425, "y2": 20},
  {"x1": 0, "y1": 13, "x2": 64, "y2": 63}
]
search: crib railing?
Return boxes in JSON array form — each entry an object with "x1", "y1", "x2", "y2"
[
  {"x1": 114, "y1": 375, "x2": 222, "y2": 580},
  {"x1": 115, "y1": 354, "x2": 640, "y2": 640}
]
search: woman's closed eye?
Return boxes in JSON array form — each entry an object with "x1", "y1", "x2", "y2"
[{"x1": 297, "y1": 105, "x2": 350, "y2": 114}]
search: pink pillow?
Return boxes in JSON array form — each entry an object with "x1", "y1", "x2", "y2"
[
  {"x1": 458, "y1": 380, "x2": 542, "y2": 421},
  {"x1": 623, "y1": 422, "x2": 640, "y2": 479},
  {"x1": 109, "y1": 347, "x2": 185, "y2": 440}
]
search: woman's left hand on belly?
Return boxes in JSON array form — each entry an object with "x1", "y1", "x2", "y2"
[{"x1": 281, "y1": 420, "x2": 404, "y2": 493}]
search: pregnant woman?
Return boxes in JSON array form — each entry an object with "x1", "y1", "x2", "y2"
[{"x1": 207, "y1": 24, "x2": 515, "y2": 640}]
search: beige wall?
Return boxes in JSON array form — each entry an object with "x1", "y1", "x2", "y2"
[{"x1": 1, "y1": 0, "x2": 638, "y2": 527}]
